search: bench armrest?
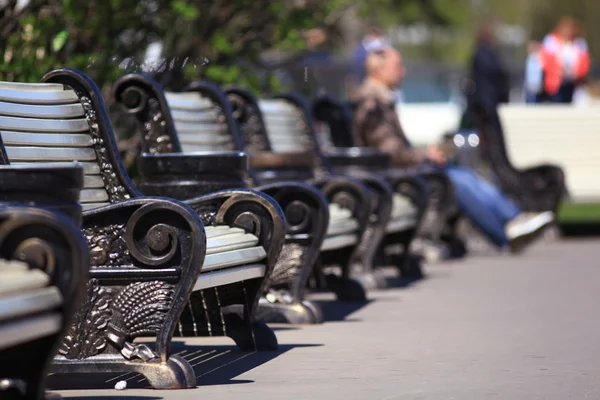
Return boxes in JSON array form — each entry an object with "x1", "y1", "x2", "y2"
[
  {"x1": 254, "y1": 181, "x2": 329, "y2": 296},
  {"x1": 312, "y1": 175, "x2": 372, "y2": 233},
  {"x1": 325, "y1": 148, "x2": 391, "y2": 170},
  {"x1": 184, "y1": 188, "x2": 286, "y2": 315},
  {"x1": 81, "y1": 197, "x2": 205, "y2": 363},
  {"x1": 0, "y1": 206, "x2": 88, "y2": 398},
  {"x1": 136, "y1": 151, "x2": 250, "y2": 197},
  {"x1": 0, "y1": 163, "x2": 84, "y2": 223}
]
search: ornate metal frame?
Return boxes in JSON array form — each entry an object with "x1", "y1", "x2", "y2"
[
  {"x1": 226, "y1": 87, "x2": 422, "y2": 292},
  {"x1": 312, "y1": 96, "x2": 464, "y2": 268},
  {"x1": 112, "y1": 74, "x2": 328, "y2": 323},
  {"x1": 226, "y1": 86, "x2": 394, "y2": 300},
  {"x1": 0, "y1": 205, "x2": 88, "y2": 400},
  {"x1": 0, "y1": 68, "x2": 282, "y2": 389}
]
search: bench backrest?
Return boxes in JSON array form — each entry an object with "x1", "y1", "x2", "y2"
[
  {"x1": 498, "y1": 104, "x2": 600, "y2": 202},
  {"x1": 112, "y1": 75, "x2": 244, "y2": 155},
  {"x1": 0, "y1": 70, "x2": 137, "y2": 210},
  {"x1": 165, "y1": 88, "x2": 238, "y2": 153},
  {"x1": 225, "y1": 89, "x2": 330, "y2": 177},
  {"x1": 312, "y1": 96, "x2": 356, "y2": 150}
]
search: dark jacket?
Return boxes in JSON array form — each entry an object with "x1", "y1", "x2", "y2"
[
  {"x1": 351, "y1": 79, "x2": 425, "y2": 167},
  {"x1": 469, "y1": 41, "x2": 510, "y2": 108}
]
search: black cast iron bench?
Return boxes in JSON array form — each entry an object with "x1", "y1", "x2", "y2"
[
  {"x1": 112, "y1": 74, "x2": 371, "y2": 309},
  {"x1": 312, "y1": 96, "x2": 467, "y2": 260},
  {"x1": 0, "y1": 165, "x2": 88, "y2": 400},
  {"x1": 0, "y1": 69, "x2": 285, "y2": 389},
  {"x1": 224, "y1": 88, "x2": 431, "y2": 280}
]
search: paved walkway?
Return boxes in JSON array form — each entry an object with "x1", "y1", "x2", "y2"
[{"x1": 55, "y1": 239, "x2": 600, "y2": 400}]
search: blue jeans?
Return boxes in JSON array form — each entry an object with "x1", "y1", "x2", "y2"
[{"x1": 443, "y1": 165, "x2": 521, "y2": 247}]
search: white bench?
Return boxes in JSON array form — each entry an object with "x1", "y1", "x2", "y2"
[{"x1": 498, "y1": 104, "x2": 600, "y2": 203}]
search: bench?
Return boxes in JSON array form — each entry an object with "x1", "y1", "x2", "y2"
[
  {"x1": 112, "y1": 76, "x2": 329, "y2": 323},
  {"x1": 465, "y1": 103, "x2": 567, "y2": 213},
  {"x1": 224, "y1": 88, "x2": 393, "y2": 297},
  {"x1": 0, "y1": 196, "x2": 87, "y2": 399},
  {"x1": 0, "y1": 69, "x2": 286, "y2": 389},
  {"x1": 313, "y1": 96, "x2": 466, "y2": 261},
  {"x1": 227, "y1": 89, "x2": 431, "y2": 279},
  {"x1": 112, "y1": 75, "x2": 369, "y2": 308}
]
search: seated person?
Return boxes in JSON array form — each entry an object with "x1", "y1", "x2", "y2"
[{"x1": 352, "y1": 45, "x2": 554, "y2": 252}]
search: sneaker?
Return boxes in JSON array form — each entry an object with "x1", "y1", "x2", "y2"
[{"x1": 505, "y1": 211, "x2": 555, "y2": 253}]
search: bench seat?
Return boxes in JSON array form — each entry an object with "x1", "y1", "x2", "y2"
[
  {"x1": 386, "y1": 193, "x2": 418, "y2": 233},
  {"x1": 0, "y1": 260, "x2": 63, "y2": 351},
  {"x1": 321, "y1": 203, "x2": 359, "y2": 251}
]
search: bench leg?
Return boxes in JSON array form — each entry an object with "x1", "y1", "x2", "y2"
[
  {"x1": 52, "y1": 354, "x2": 195, "y2": 389},
  {"x1": 178, "y1": 280, "x2": 279, "y2": 351},
  {"x1": 256, "y1": 297, "x2": 323, "y2": 324}
]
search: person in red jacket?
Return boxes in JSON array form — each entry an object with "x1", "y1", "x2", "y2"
[{"x1": 540, "y1": 17, "x2": 591, "y2": 103}]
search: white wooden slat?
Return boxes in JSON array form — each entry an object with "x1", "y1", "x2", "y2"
[
  {"x1": 0, "y1": 264, "x2": 48, "y2": 296},
  {"x1": 0, "y1": 287, "x2": 62, "y2": 322},
  {"x1": 0, "y1": 314, "x2": 62, "y2": 350},
  {"x1": 171, "y1": 109, "x2": 220, "y2": 123},
  {"x1": 321, "y1": 234, "x2": 357, "y2": 251},
  {"x1": 206, "y1": 226, "x2": 246, "y2": 237},
  {"x1": 84, "y1": 175, "x2": 104, "y2": 188},
  {"x1": 177, "y1": 132, "x2": 231, "y2": 145},
  {"x1": 80, "y1": 189, "x2": 109, "y2": 203},
  {"x1": 386, "y1": 216, "x2": 417, "y2": 233},
  {"x1": 0, "y1": 82, "x2": 65, "y2": 91},
  {"x1": 11, "y1": 161, "x2": 101, "y2": 175},
  {"x1": 206, "y1": 233, "x2": 260, "y2": 255},
  {"x1": 193, "y1": 264, "x2": 265, "y2": 291},
  {"x1": 0, "y1": 101, "x2": 84, "y2": 119},
  {"x1": 269, "y1": 142, "x2": 308, "y2": 152},
  {"x1": 329, "y1": 203, "x2": 352, "y2": 220},
  {"x1": 391, "y1": 194, "x2": 416, "y2": 219},
  {"x1": 258, "y1": 100, "x2": 298, "y2": 114},
  {"x1": 1, "y1": 131, "x2": 93, "y2": 147},
  {"x1": 327, "y1": 218, "x2": 359, "y2": 236},
  {"x1": 5, "y1": 146, "x2": 97, "y2": 161},
  {"x1": 165, "y1": 93, "x2": 213, "y2": 111},
  {"x1": 0, "y1": 87, "x2": 79, "y2": 105},
  {"x1": 181, "y1": 143, "x2": 232, "y2": 152},
  {"x1": 203, "y1": 246, "x2": 266, "y2": 271},
  {"x1": 0, "y1": 116, "x2": 89, "y2": 133},
  {"x1": 174, "y1": 121, "x2": 227, "y2": 134}
]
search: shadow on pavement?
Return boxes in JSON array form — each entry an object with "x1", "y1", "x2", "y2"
[
  {"x1": 62, "y1": 397, "x2": 162, "y2": 400},
  {"x1": 311, "y1": 298, "x2": 373, "y2": 322},
  {"x1": 48, "y1": 342, "x2": 322, "y2": 391}
]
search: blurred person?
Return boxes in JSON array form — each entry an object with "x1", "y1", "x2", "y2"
[
  {"x1": 352, "y1": 45, "x2": 555, "y2": 252},
  {"x1": 524, "y1": 41, "x2": 544, "y2": 103},
  {"x1": 539, "y1": 17, "x2": 590, "y2": 103},
  {"x1": 352, "y1": 26, "x2": 389, "y2": 84},
  {"x1": 468, "y1": 23, "x2": 510, "y2": 110}
]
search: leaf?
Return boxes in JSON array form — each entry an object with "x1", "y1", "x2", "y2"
[
  {"x1": 52, "y1": 30, "x2": 69, "y2": 52},
  {"x1": 171, "y1": 0, "x2": 199, "y2": 21}
]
